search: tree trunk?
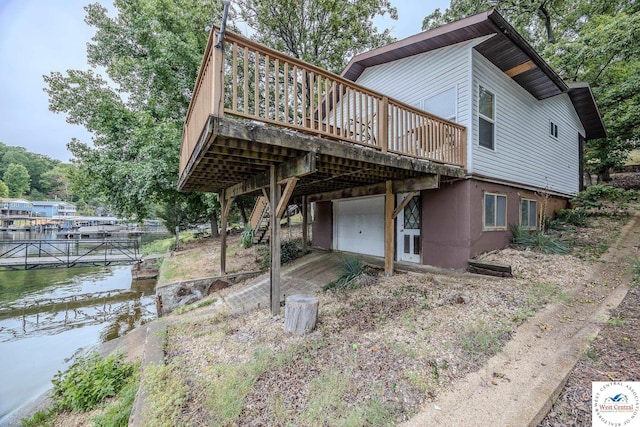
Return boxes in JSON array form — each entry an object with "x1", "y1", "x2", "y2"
[
  {"x1": 537, "y1": 4, "x2": 555, "y2": 43},
  {"x1": 210, "y1": 211, "x2": 220, "y2": 237},
  {"x1": 237, "y1": 199, "x2": 248, "y2": 226},
  {"x1": 284, "y1": 294, "x2": 319, "y2": 335}
]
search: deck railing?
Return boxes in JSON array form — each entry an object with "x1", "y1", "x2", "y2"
[{"x1": 180, "y1": 28, "x2": 467, "y2": 176}]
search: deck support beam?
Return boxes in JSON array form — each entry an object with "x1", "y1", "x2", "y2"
[
  {"x1": 225, "y1": 152, "x2": 316, "y2": 199},
  {"x1": 393, "y1": 191, "x2": 418, "y2": 220},
  {"x1": 308, "y1": 175, "x2": 438, "y2": 203},
  {"x1": 384, "y1": 180, "x2": 394, "y2": 276},
  {"x1": 269, "y1": 165, "x2": 282, "y2": 316},
  {"x1": 219, "y1": 189, "x2": 235, "y2": 275},
  {"x1": 301, "y1": 195, "x2": 308, "y2": 253}
]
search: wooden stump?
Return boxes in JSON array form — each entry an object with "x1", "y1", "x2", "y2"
[{"x1": 284, "y1": 294, "x2": 319, "y2": 335}]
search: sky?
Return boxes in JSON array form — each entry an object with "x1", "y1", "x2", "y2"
[{"x1": 0, "y1": 0, "x2": 450, "y2": 163}]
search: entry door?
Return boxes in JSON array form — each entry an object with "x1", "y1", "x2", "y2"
[{"x1": 397, "y1": 194, "x2": 421, "y2": 263}]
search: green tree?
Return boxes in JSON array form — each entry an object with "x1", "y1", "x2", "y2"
[
  {"x1": 44, "y1": 0, "x2": 219, "y2": 221},
  {"x1": 236, "y1": 0, "x2": 398, "y2": 73},
  {"x1": 3, "y1": 163, "x2": 31, "y2": 197},
  {"x1": 0, "y1": 180, "x2": 8, "y2": 198},
  {"x1": 41, "y1": 163, "x2": 75, "y2": 200}
]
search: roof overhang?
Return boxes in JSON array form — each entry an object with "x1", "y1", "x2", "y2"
[
  {"x1": 342, "y1": 9, "x2": 606, "y2": 139},
  {"x1": 567, "y1": 83, "x2": 607, "y2": 140}
]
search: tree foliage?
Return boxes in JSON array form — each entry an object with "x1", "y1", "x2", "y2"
[
  {"x1": 0, "y1": 180, "x2": 8, "y2": 198},
  {"x1": 44, "y1": 0, "x2": 218, "y2": 221},
  {"x1": 0, "y1": 142, "x2": 60, "y2": 196},
  {"x1": 236, "y1": 0, "x2": 398, "y2": 73},
  {"x1": 422, "y1": 0, "x2": 639, "y2": 179},
  {"x1": 3, "y1": 163, "x2": 31, "y2": 197}
]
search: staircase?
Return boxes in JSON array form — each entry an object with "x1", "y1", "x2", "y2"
[{"x1": 249, "y1": 196, "x2": 270, "y2": 244}]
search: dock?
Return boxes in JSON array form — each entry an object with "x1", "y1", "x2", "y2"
[{"x1": 0, "y1": 239, "x2": 142, "y2": 270}]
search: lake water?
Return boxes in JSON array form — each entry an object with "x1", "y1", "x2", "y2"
[{"x1": 0, "y1": 232, "x2": 161, "y2": 423}]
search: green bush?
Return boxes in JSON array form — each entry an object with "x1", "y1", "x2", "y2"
[
  {"x1": 554, "y1": 208, "x2": 589, "y2": 227},
  {"x1": 324, "y1": 255, "x2": 365, "y2": 291},
  {"x1": 572, "y1": 185, "x2": 637, "y2": 208},
  {"x1": 240, "y1": 225, "x2": 253, "y2": 248},
  {"x1": 257, "y1": 238, "x2": 306, "y2": 267},
  {"x1": 51, "y1": 352, "x2": 135, "y2": 412},
  {"x1": 511, "y1": 224, "x2": 570, "y2": 255}
]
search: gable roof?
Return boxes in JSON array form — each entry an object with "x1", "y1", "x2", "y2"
[{"x1": 342, "y1": 9, "x2": 606, "y2": 139}]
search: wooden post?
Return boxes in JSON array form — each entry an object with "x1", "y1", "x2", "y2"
[
  {"x1": 378, "y1": 96, "x2": 389, "y2": 153},
  {"x1": 301, "y1": 195, "x2": 308, "y2": 253},
  {"x1": 270, "y1": 165, "x2": 282, "y2": 316},
  {"x1": 219, "y1": 190, "x2": 234, "y2": 276},
  {"x1": 384, "y1": 180, "x2": 394, "y2": 276},
  {"x1": 211, "y1": 32, "x2": 225, "y2": 117}
]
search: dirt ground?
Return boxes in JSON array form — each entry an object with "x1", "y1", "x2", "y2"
[
  {"x1": 153, "y1": 205, "x2": 633, "y2": 425},
  {"x1": 539, "y1": 286, "x2": 640, "y2": 426}
]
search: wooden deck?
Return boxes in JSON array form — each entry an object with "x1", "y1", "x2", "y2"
[{"x1": 178, "y1": 28, "x2": 467, "y2": 197}]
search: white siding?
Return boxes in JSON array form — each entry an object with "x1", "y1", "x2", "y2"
[
  {"x1": 354, "y1": 39, "x2": 475, "y2": 131},
  {"x1": 471, "y1": 51, "x2": 585, "y2": 196}
]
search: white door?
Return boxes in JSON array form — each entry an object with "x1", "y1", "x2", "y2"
[
  {"x1": 333, "y1": 196, "x2": 384, "y2": 257},
  {"x1": 396, "y1": 194, "x2": 421, "y2": 263}
]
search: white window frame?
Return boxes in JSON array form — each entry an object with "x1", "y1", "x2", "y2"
[
  {"x1": 549, "y1": 121, "x2": 559, "y2": 139},
  {"x1": 483, "y1": 192, "x2": 507, "y2": 231},
  {"x1": 422, "y1": 86, "x2": 457, "y2": 122},
  {"x1": 478, "y1": 85, "x2": 495, "y2": 150},
  {"x1": 520, "y1": 198, "x2": 538, "y2": 230}
]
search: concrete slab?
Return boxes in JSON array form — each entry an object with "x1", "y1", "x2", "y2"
[{"x1": 224, "y1": 251, "x2": 342, "y2": 313}]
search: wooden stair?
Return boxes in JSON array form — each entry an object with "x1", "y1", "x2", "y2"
[{"x1": 249, "y1": 196, "x2": 270, "y2": 244}]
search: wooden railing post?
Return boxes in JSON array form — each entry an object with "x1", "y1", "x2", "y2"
[
  {"x1": 211, "y1": 32, "x2": 225, "y2": 117},
  {"x1": 378, "y1": 96, "x2": 388, "y2": 153},
  {"x1": 461, "y1": 127, "x2": 468, "y2": 171}
]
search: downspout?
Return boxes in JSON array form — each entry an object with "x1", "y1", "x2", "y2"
[{"x1": 216, "y1": 0, "x2": 231, "y2": 49}]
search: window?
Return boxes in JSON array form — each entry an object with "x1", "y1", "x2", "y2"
[
  {"x1": 422, "y1": 87, "x2": 457, "y2": 122},
  {"x1": 484, "y1": 193, "x2": 507, "y2": 230},
  {"x1": 479, "y1": 86, "x2": 495, "y2": 149},
  {"x1": 550, "y1": 121, "x2": 558, "y2": 139},
  {"x1": 521, "y1": 199, "x2": 537, "y2": 229}
]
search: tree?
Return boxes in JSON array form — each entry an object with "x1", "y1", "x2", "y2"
[
  {"x1": 0, "y1": 180, "x2": 8, "y2": 198},
  {"x1": 3, "y1": 163, "x2": 31, "y2": 197},
  {"x1": 44, "y1": 0, "x2": 220, "y2": 221},
  {"x1": 422, "y1": 0, "x2": 640, "y2": 180},
  {"x1": 41, "y1": 163, "x2": 75, "y2": 200},
  {"x1": 236, "y1": 0, "x2": 398, "y2": 73}
]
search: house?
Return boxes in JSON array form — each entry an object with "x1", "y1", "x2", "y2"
[
  {"x1": 311, "y1": 10, "x2": 605, "y2": 268},
  {"x1": 177, "y1": 9, "x2": 604, "y2": 312},
  {"x1": 31, "y1": 201, "x2": 76, "y2": 218},
  {"x1": 0, "y1": 198, "x2": 33, "y2": 217}
]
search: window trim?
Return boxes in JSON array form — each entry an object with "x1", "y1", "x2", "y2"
[
  {"x1": 422, "y1": 85, "x2": 458, "y2": 123},
  {"x1": 478, "y1": 85, "x2": 495, "y2": 150},
  {"x1": 483, "y1": 192, "x2": 507, "y2": 231},
  {"x1": 549, "y1": 121, "x2": 559, "y2": 139},
  {"x1": 520, "y1": 198, "x2": 538, "y2": 230}
]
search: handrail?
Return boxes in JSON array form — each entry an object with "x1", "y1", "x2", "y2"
[
  {"x1": 0, "y1": 239, "x2": 140, "y2": 268},
  {"x1": 180, "y1": 27, "x2": 467, "y2": 176}
]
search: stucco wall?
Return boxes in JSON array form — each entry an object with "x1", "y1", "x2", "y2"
[
  {"x1": 421, "y1": 180, "x2": 472, "y2": 269},
  {"x1": 312, "y1": 201, "x2": 333, "y2": 250}
]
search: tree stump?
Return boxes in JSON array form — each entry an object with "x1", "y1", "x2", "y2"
[{"x1": 284, "y1": 294, "x2": 319, "y2": 335}]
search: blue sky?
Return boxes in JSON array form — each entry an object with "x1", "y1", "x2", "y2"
[{"x1": 0, "y1": 0, "x2": 450, "y2": 162}]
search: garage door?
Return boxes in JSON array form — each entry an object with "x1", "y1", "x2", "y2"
[{"x1": 333, "y1": 196, "x2": 384, "y2": 257}]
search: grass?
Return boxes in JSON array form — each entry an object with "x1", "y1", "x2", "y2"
[
  {"x1": 142, "y1": 361, "x2": 190, "y2": 426},
  {"x1": 606, "y1": 316, "x2": 625, "y2": 327},
  {"x1": 527, "y1": 282, "x2": 571, "y2": 307},
  {"x1": 460, "y1": 320, "x2": 510, "y2": 361}
]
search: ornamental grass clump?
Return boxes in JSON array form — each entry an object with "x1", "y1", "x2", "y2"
[{"x1": 511, "y1": 224, "x2": 570, "y2": 255}]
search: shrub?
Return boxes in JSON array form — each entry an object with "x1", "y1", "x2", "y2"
[
  {"x1": 572, "y1": 185, "x2": 637, "y2": 208},
  {"x1": 511, "y1": 224, "x2": 570, "y2": 255},
  {"x1": 554, "y1": 208, "x2": 589, "y2": 227},
  {"x1": 324, "y1": 255, "x2": 365, "y2": 291},
  {"x1": 240, "y1": 225, "x2": 253, "y2": 248},
  {"x1": 51, "y1": 352, "x2": 135, "y2": 412},
  {"x1": 257, "y1": 238, "x2": 306, "y2": 267}
]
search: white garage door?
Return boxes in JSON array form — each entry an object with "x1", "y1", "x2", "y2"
[{"x1": 333, "y1": 196, "x2": 384, "y2": 257}]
